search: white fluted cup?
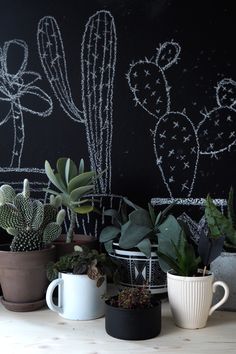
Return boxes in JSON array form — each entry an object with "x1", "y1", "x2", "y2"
[{"x1": 167, "y1": 271, "x2": 229, "y2": 329}]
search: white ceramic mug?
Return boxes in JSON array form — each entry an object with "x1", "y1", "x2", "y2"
[
  {"x1": 46, "y1": 272, "x2": 106, "y2": 320},
  {"x1": 167, "y1": 271, "x2": 229, "y2": 329}
]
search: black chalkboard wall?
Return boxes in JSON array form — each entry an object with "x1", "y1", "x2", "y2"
[{"x1": 0, "y1": 0, "x2": 235, "y2": 233}]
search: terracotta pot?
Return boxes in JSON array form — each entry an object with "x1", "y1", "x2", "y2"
[
  {"x1": 0, "y1": 245, "x2": 56, "y2": 311},
  {"x1": 54, "y1": 234, "x2": 99, "y2": 260}
]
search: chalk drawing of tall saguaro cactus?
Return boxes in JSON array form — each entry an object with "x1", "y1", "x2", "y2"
[
  {"x1": 37, "y1": 11, "x2": 117, "y2": 194},
  {"x1": 0, "y1": 39, "x2": 53, "y2": 168}
]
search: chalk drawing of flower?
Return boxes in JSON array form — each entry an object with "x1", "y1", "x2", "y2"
[{"x1": 0, "y1": 39, "x2": 53, "y2": 168}]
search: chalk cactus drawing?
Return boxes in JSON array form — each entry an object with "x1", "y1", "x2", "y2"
[
  {"x1": 0, "y1": 39, "x2": 53, "y2": 168},
  {"x1": 37, "y1": 11, "x2": 117, "y2": 194},
  {"x1": 127, "y1": 41, "x2": 199, "y2": 198},
  {"x1": 127, "y1": 41, "x2": 235, "y2": 200},
  {"x1": 197, "y1": 78, "x2": 236, "y2": 156}
]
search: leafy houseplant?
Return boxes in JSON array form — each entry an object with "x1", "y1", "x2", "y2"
[
  {"x1": 105, "y1": 286, "x2": 161, "y2": 340},
  {"x1": 205, "y1": 189, "x2": 236, "y2": 310},
  {"x1": 44, "y1": 157, "x2": 96, "y2": 243},
  {"x1": 100, "y1": 197, "x2": 172, "y2": 257},
  {"x1": 99, "y1": 198, "x2": 172, "y2": 294},
  {"x1": 46, "y1": 246, "x2": 110, "y2": 320},
  {"x1": 157, "y1": 215, "x2": 229, "y2": 329},
  {"x1": 47, "y1": 245, "x2": 110, "y2": 286},
  {"x1": 0, "y1": 179, "x2": 65, "y2": 311}
]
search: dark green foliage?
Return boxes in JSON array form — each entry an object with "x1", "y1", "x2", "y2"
[
  {"x1": 100, "y1": 197, "x2": 173, "y2": 257},
  {"x1": 205, "y1": 193, "x2": 236, "y2": 249},
  {"x1": 157, "y1": 215, "x2": 201, "y2": 276},
  {"x1": 47, "y1": 246, "x2": 112, "y2": 287},
  {"x1": 109, "y1": 287, "x2": 153, "y2": 309}
]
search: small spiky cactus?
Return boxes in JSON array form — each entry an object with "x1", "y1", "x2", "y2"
[{"x1": 0, "y1": 179, "x2": 66, "y2": 252}]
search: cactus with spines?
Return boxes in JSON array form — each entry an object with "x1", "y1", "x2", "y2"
[
  {"x1": 37, "y1": 11, "x2": 117, "y2": 194},
  {"x1": 127, "y1": 41, "x2": 181, "y2": 119},
  {"x1": 198, "y1": 78, "x2": 236, "y2": 156},
  {"x1": 0, "y1": 179, "x2": 65, "y2": 252}
]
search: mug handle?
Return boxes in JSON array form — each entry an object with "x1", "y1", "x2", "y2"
[
  {"x1": 209, "y1": 281, "x2": 229, "y2": 316},
  {"x1": 46, "y1": 278, "x2": 63, "y2": 314}
]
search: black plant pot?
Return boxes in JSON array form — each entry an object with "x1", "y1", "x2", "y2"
[{"x1": 105, "y1": 298, "x2": 161, "y2": 340}]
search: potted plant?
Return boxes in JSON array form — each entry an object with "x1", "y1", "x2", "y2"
[
  {"x1": 157, "y1": 214, "x2": 229, "y2": 329},
  {"x1": 44, "y1": 157, "x2": 99, "y2": 257},
  {"x1": 104, "y1": 286, "x2": 161, "y2": 340},
  {"x1": 100, "y1": 198, "x2": 173, "y2": 294},
  {"x1": 205, "y1": 189, "x2": 236, "y2": 310},
  {"x1": 46, "y1": 246, "x2": 111, "y2": 320},
  {"x1": 0, "y1": 179, "x2": 65, "y2": 311}
]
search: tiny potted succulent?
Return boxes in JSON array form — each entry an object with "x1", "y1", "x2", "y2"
[
  {"x1": 100, "y1": 197, "x2": 173, "y2": 294},
  {"x1": 157, "y1": 215, "x2": 229, "y2": 329},
  {"x1": 44, "y1": 157, "x2": 99, "y2": 256},
  {"x1": 205, "y1": 189, "x2": 236, "y2": 310},
  {"x1": 0, "y1": 179, "x2": 65, "y2": 311},
  {"x1": 104, "y1": 286, "x2": 161, "y2": 340},
  {"x1": 46, "y1": 246, "x2": 111, "y2": 320}
]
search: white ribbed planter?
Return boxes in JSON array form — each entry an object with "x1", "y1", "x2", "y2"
[
  {"x1": 211, "y1": 252, "x2": 236, "y2": 311},
  {"x1": 46, "y1": 272, "x2": 106, "y2": 320},
  {"x1": 167, "y1": 271, "x2": 229, "y2": 329}
]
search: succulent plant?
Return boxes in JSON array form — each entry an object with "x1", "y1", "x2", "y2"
[
  {"x1": 47, "y1": 245, "x2": 111, "y2": 287},
  {"x1": 44, "y1": 157, "x2": 97, "y2": 243},
  {"x1": 0, "y1": 179, "x2": 65, "y2": 252},
  {"x1": 100, "y1": 197, "x2": 173, "y2": 257}
]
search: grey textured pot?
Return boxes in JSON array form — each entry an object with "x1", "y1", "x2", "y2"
[{"x1": 211, "y1": 251, "x2": 236, "y2": 311}]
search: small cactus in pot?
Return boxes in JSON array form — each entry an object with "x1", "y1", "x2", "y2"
[{"x1": 0, "y1": 179, "x2": 65, "y2": 252}]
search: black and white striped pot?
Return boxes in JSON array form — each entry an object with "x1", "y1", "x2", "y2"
[{"x1": 109, "y1": 243, "x2": 167, "y2": 294}]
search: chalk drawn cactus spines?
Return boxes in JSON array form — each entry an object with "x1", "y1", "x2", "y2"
[
  {"x1": 197, "y1": 78, "x2": 236, "y2": 156},
  {"x1": 153, "y1": 111, "x2": 199, "y2": 198},
  {"x1": 37, "y1": 11, "x2": 117, "y2": 194},
  {"x1": 0, "y1": 39, "x2": 53, "y2": 168},
  {"x1": 127, "y1": 41, "x2": 181, "y2": 119}
]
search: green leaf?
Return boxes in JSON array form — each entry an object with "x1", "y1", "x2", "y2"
[
  {"x1": 79, "y1": 159, "x2": 85, "y2": 174},
  {"x1": 228, "y1": 187, "x2": 236, "y2": 228},
  {"x1": 45, "y1": 161, "x2": 65, "y2": 193},
  {"x1": 136, "y1": 238, "x2": 152, "y2": 257},
  {"x1": 123, "y1": 197, "x2": 141, "y2": 210},
  {"x1": 104, "y1": 240, "x2": 114, "y2": 253},
  {"x1": 68, "y1": 171, "x2": 95, "y2": 193},
  {"x1": 70, "y1": 185, "x2": 94, "y2": 202},
  {"x1": 157, "y1": 250, "x2": 180, "y2": 273},
  {"x1": 148, "y1": 203, "x2": 156, "y2": 226},
  {"x1": 119, "y1": 220, "x2": 152, "y2": 249},
  {"x1": 56, "y1": 158, "x2": 68, "y2": 186},
  {"x1": 65, "y1": 159, "x2": 78, "y2": 185},
  {"x1": 74, "y1": 205, "x2": 94, "y2": 214},
  {"x1": 100, "y1": 226, "x2": 121, "y2": 242}
]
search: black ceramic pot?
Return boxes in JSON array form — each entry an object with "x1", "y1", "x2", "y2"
[{"x1": 105, "y1": 297, "x2": 161, "y2": 340}]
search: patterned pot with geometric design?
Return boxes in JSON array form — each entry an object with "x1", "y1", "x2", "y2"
[{"x1": 109, "y1": 243, "x2": 167, "y2": 295}]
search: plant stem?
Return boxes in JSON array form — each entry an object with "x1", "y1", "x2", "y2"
[
  {"x1": 66, "y1": 210, "x2": 76, "y2": 243},
  {"x1": 203, "y1": 266, "x2": 207, "y2": 276}
]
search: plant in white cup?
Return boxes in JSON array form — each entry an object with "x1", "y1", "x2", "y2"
[{"x1": 157, "y1": 215, "x2": 229, "y2": 329}]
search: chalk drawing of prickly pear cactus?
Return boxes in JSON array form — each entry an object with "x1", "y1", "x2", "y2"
[
  {"x1": 153, "y1": 111, "x2": 199, "y2": 197},
  {"x1": 197, "y1": 78, "x2": 236, "y2": 156},
  {"x1": 37, "y1": 11, "x2": 117, "y2": 194},
  {"x1": 0, "y1": 39, "x2": 53, "y2": 168},
  {"x1": 127, "y1": 41, "x2": 181, "y2": 119}
]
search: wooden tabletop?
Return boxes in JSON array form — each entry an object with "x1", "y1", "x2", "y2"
[{"x1": 0, "y1": 300, "x2": 235, "y2": 354}]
